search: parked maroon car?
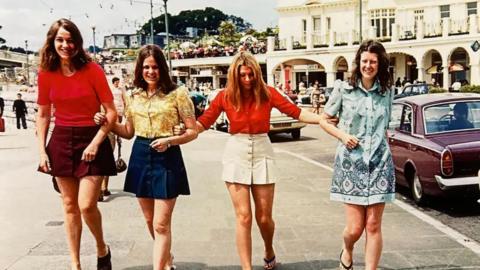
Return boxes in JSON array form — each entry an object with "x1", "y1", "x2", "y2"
[{"x1": 388, "y1": 93, "x2": 480, "y2": 204}]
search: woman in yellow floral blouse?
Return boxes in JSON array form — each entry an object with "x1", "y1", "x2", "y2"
[{"x1": 96, "y1": 44, "x2": 197, "y2": 270}]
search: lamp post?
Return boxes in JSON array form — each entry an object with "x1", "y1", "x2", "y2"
[
  {"x1": 24, "y1": 40, "x2": 29, "y2": 85},
  {"x1": 163, "y1": 0, "x2": 172, "y2": 73},
  {"x1": 91, "y1": 25, "x2": 97, "y2": 62},
  {"x1": 150, "y1": 0, "x2": 154, "y2": 44},
  {"x1": 359, "y1": 0, "x2": 363, "y2": 42}
]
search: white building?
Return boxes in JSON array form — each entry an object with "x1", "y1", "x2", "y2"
[
  {"x1": 268, "y1": 0, "x2": 480, "y2": 89},
  {"x1": 168, "y1": 0, "x2": 480, "y2": 90}
]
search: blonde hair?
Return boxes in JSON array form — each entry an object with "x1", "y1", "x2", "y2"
[{"x1": 225, "y1": 51, "x2": 270, "y2": 111}]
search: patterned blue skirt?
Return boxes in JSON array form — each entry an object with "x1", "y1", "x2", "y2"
[
  {"x1": 124, "y1": 137, "x2": 190, "y2": 199},
  {"x1": 330, "y1": 140, "x2": 395, "y2": 205}
]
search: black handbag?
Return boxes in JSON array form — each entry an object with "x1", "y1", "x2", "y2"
[{"x1": 115, "y1": 138, "x2": 127, "y2": 173}]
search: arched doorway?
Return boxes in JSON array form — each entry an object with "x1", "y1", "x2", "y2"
[
  {"x1": 389, "y1": 52, "x2": 418, "y2": 85},
  {"x1": 334, "y1": 56, "x2": 349, "y2": 81},
  {"x1": 449, "y1": 47, "x2": 470, "y2": 86},
  {"x1": 423, "y1": 50, "x2": 443, "y2": 87},
  {"x1": 274, "y1": 59, "x2": 326, "y2": 91}
]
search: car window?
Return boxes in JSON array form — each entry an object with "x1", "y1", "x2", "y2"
[
  {"x1": 402, "y1": 86, "x2": 411, "y2": 95},
  {"x1": 399, "y1": 105, "x2": 413, "y2": 133},
  {"x1": 389, "y1": 104, "x2": 403, "y2": 131},
  {"x1": 424, "y1": 101, "x2": 480, "y2": 134}
]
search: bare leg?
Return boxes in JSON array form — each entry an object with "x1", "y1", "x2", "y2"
[
  {"x1": 152, "y1": 198, "x2": 177, "y2": 270},
  {"x1": 77, "y1": 176, "x2": 108, "y2": 257},
  {"x1": 101, "y1": 176, "x2": 109, "y2": 194},
  {"x1": 56, "y1": 177, "x2": 82, "y2": 270},
  {"x1": 342, "y1": 204, "x2": 366, "y2": 267},
  {"x1": 251, "y1": 184, "x2": 275, "y2": 260},
  {"x1": 226, "y1": 183, "x2": 253, "y2": 270},
  {"x1": 138, "y1": 198, "x2": 155, "y2": 239},
  {"x1": 364, "y1": 203, "x2": 385, "y2": 270}
]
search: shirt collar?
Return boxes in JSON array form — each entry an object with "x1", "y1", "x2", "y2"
[{"x1": 357, "y1": 79, "x2": 385, "y2": 96}]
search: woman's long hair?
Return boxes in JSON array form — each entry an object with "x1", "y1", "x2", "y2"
[
  {"x1": 39, "y1": 18, "x2": 91, "y2": 72},
  {"x1": 349, "y1": 40, "x2": 392, "y2": 93},
  {"x1": 225, "y1": 51, "x2": 270, "y2": 111},
  {"x1": 133, "y1": 44, "x2": 176, "y2": 94}
]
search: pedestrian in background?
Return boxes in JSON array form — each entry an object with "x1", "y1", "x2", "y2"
[
  {"x1": 95, "y1": 44, "x2": 197, "y2": 270},
  {"x1": 196, "y1": 51, "x2": 329, "y2": 270},
  {"x1": 99, "y1": 76, "x2": 126, "y2": 201},
  {"x1": 319, "y1": 40, "x2": 395, "y2": 270},
  {"x1": 36, "y1": 18, "x2": 116, "y2": 270},
  {"x1": 13, "y1": 93, "x2": 28, "y2": 129},
  {"x1": 0, "y1": 94, "x2": 4, "y2": 117}
]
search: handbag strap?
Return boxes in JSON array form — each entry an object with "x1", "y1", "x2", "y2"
[{"x1": 116, "y1": 137, "x2": 122, "y2": 159}]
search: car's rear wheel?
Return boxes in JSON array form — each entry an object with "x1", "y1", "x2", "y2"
[
  {"x1": 410, "y1": 170, "x2": 425, "y2": 205},
  {"x1": 291, "y1": 129, "x2": 301, "y2": 140}
]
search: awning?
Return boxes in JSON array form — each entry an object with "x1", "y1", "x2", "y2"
[
  {"x1": 426, "y1": 65, "x2": 441, "y2": 74},
  {"x1": 449, "y1": 63, "x2": 465, "y2": 72}
]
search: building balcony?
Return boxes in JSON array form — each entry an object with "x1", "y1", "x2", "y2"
[{"x1": 272, "y1": 15, "x2": 480, "y2": 53}]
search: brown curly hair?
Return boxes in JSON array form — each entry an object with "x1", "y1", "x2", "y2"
[
  {"x1": 39, "y1": 18, "x2": 91, "y2": 71},
  {"x1": 349, "y1": 40, "x2": 392, "y2": 94}
]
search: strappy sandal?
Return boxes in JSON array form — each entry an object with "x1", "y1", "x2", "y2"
[
  {"x1": 164, "y1": 253, "x2": 176, "y2": 270},
  {"x1": 339, "y1": 249, "x2": 353, "y2": 270},
  {"x1": 263, "y1": 255, "x2": 276, "y2": 270}
]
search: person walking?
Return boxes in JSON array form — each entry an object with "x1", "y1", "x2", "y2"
[
  {"x1": 98, "y1": 76, "x2": 126, "y2": 201},
  {"x1": 319, "y1": 40, "x2": 395, "y2": 270},
  {"x1": 310, "y1": 85, "x2": 325, "y2": 114},
  {"x1": 13, "y1": 93, "x2": 28, "y2": 129},
  {"x1": 95, "y1": 44, "x2": 198, "y2": 270},
  {"x1": 36, "y1": 18, "x2": 117, "y2": 270},
  {"x1": 196, "y1": 51, "x2": 328, "y2": 270}
]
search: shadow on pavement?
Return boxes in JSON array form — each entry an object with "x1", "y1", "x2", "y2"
[
  {"x1": 101, "y1": 189, "x2": 135, "y2": 202},
  {"x1": 123, "y1": 260, "x2": 342, "y2": 270},
  {"x1": 396, "y1": 185, "x2": 480, "y2": 218}
]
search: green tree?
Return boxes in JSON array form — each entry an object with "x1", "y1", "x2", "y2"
[
  {"x1": 139, "y1": 8, "x2": 252, "y2": 37},
  {"x1": 218, "y1": 21, "x2": 240, "y2": 46}
]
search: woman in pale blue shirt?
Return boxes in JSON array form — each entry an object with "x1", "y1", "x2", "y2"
[{"x1": 319, "y1": 40, "x2": 395, "y2": 270}]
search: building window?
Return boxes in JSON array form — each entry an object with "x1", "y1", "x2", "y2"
[
  {"x1": 468, "y1": 2, "x2": 477, "y2": 15},
  {"x1": 414, "y1": 9, "x2": 424, "y2": 21},
  {"x1": 369, "y1": 8, "x2": 396, "y2": 39},
  {"x1": 414, "y1": 9, "x2": 424, "y2": 32},
  {"x1": 313, "y1": 17, "x2": 321, "y2": 33},
  {"x1": 440, "y1": 5, "x2": 450, "y2": 18}
]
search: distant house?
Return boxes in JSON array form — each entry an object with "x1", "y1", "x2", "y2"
[{"x1": 103, "y1": 33, "x2": 194, "y2": 51}]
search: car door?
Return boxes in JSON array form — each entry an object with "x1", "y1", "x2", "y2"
[{"x1": 388, "y1": 103, "x2": 414, "y2": 185}]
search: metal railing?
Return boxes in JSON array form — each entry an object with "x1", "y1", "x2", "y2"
[
  {"x1": 312, "y1": 33, "x2": 329, "y2": 47},
  {"x1": 424, "y1": 22, "x2": 442, "y2": 37},
  {"x1": 274, "y1": 38, "x2": 287, "y2": 51},
  {"x1": 334, "y1": 32, "x2": 349, "y2": 46},
  {"x1": 399, "y1": 25, "x2": 416, "y2": 40},
  {"x1": 450, "y1": 18, "x2": 469, "y2": 35}
]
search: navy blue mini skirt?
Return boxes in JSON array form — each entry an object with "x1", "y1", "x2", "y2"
[{"x1": 124, "y1": 137, "x2": 190, "y2": 199}]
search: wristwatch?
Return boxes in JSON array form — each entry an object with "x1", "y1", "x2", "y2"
[{"x1": 166, "y1": 140, "x2": 171, "y2": 148}]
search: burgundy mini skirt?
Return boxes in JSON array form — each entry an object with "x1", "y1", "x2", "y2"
[{"x1": 45, "y1": 126, "x2": 117, "y2": 178}]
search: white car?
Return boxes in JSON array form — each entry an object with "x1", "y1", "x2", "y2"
[{"x1": 206, "y1": 88, "x2": 306, "y2": 140}]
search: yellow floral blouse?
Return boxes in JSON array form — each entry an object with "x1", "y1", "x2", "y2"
[{"x1": 125, "y1": 86, "x2": 195, "y2": 138}]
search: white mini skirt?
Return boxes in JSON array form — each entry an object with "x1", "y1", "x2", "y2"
[{"x1": 222, "y1": 133, "x2": 276, "y2": 185}]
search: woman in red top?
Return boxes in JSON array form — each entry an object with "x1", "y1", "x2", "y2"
[
  {"x1": 36, "y1": 19, "x2": 117, "y2": 270},
  {"x1": 197, "y1": 51, "x2": 325, "y2": 270}
]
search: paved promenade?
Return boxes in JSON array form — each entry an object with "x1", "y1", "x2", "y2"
[{"x1": 1, "y1": 121, "x2": 480, "y2": 270}]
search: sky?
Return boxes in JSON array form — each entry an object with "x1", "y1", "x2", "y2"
[{"x1": 0, "y1": 0, "x2": 278, "y2": 51}]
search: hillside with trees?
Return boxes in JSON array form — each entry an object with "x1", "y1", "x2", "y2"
[{"x1": 139, "y1": 7, "x2": 252, "y2": 36}]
